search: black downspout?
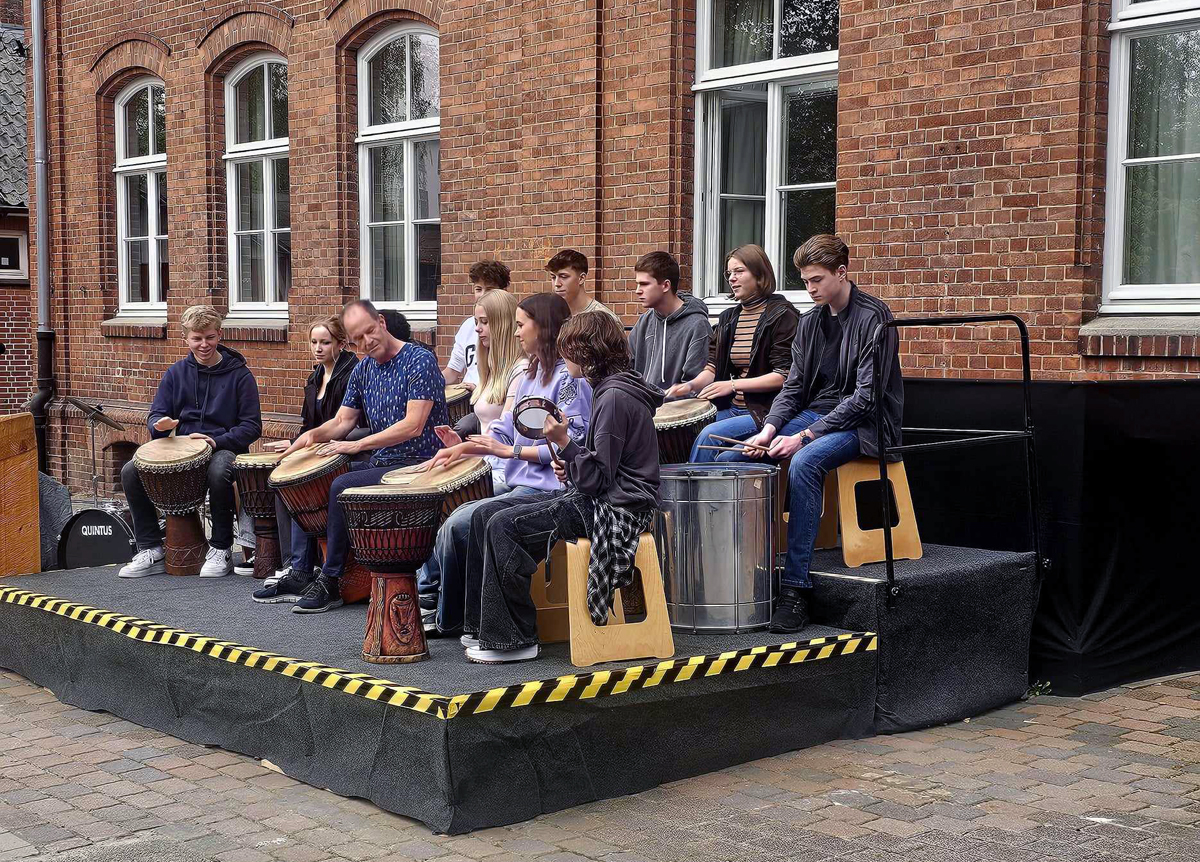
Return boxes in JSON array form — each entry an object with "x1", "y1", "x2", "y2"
[
  {"x1": 30, "y1": 0, "x2": 55, "y2": 473},
  {"x1": 31, "y1": 331, "x2": 55, "y2": 473}
]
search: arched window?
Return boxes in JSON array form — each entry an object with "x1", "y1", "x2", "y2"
[
  {"x1": 357, "y1": 26, "x2": 440, "y2": 314},
  {"x1": 115, "y1": 78, "x2": 168, "y2": 310},
  {"x1": 225, "y1": 54, "x2": 290, "y2": 315}
]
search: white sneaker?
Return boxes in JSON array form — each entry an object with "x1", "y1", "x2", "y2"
[
  {"x1": 118, "y1": 547, "x2": 166, "y2": 579},
  {"x1": 465, "y1": 644, "x2": 539, "y2": 664},
  {"x1": 199, "y1": 546, "x2": 234, "y2": 578},
  {"x1": 460, "y1": 634, "x2": 480, "y2": 650}
]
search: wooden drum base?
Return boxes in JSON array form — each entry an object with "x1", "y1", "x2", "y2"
[
  {"x1": 363, "y1": 570, "x2": 428, "y2": 664},
  {"x1": 252, "y1": 520, "x2": 282, "y2": 580},
  {"x1": 165, "y1": 512, "x2": 207, "y2": 576}
]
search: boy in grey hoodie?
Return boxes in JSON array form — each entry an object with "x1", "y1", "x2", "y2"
[{"x1": 628, "y1": 252, "x2": 712, "y2": 395}]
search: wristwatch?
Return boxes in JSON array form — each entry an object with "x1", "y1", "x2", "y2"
[{"x1": 512, "y1": 443, "x2": 523, "y2": 459}]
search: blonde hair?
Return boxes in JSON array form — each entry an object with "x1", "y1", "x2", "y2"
[
  {"x1": 180, "y1": 305, "x2": 222, "y2": 335},
  {"x1": 472, "y1": 290, "x2": 523, "y2": 406},
  {"x1": 308, "y1": 314, "x2": 348, "y2": 345}
]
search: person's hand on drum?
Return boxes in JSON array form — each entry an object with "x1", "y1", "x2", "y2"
[
  {"x1": 153, "y1": 416, "x2": 179, "y2": 433},
  {"x1": 465, "y1": 435, "x2": 509, "y2": 458},
  {"x1": 315, "y1": 439, "x2": 361, "y2": 457},
  {"x1": 767, "y1": 429, "x2": 815, "y2": 459},
  {"x1": 542, "y1": 413, "x2": 569, "y2": 449},
  {"x1": 434, "y1": 425, "x2": 462, "y2": 449},
  {"x1": 187, "y1": 433, "x2": 216, "y2": 450},
  {"x1": 263, "y1": 439, "x2": 290, "y2": 453},
  {"x1": 697, "y1": 380, "x2": 735, "y2": 401},
  {"x1": 430, "y1": 443, "x2": 468, "y2": 469},
  {"x1": 665, "y1": 381, "x2": 694, "y2": 400},
  {"x1": 742, "y1": 425, "x2": 776, "y2": 460},
  {"x1": 461, "y1": 382, "x2": 476, "y2": 392},
  {"x1": 283, "y1": 430, "x2": 316, "y2": 457}
]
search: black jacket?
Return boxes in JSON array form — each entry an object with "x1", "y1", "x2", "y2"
[
  {"x1": 707, "y1": 293, "x2": 801, "y2": 423},
  {"x1": 561, "y1": 372, "x2": 663, "y2": 509},
  {"x1": 299, "y1": 350, "x2": 360, "y2": 434},
  {"x1": 764, "y1": 283, "x2": 903, "y2": 460}
]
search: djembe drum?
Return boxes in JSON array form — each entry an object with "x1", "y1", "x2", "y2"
[
  {"x1": 654, "y1": 398, "x2": 717, "y2": 464},
  {"x1": 133, "y1": 437, "x2": 211, "y2": 576},
  {"x1": 269, "y1": 446, "x2": 371, "y2": 603},
  {"x1": 339, "y1": 484, "x2": 445, "y2": 663},
  {"x1": 444, "y1": 383, "x2": 472, "y2": 426},
  {"x1": 381, "y1": 457, "x2": 493, "y2": 527},
  {"x1": 233, "y1": 452, "x2": 283, "y2": 579}
]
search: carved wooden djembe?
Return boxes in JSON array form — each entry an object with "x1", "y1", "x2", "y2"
[
  {"x1": 133, "y1": 437, "x2": 211, "y2": 576},
  {"x1": 338, "y1": 484, "x2": 445, "y2": 664},
  {"x1": 233, "y1": 452, "x2": 284, "y2": 579}
]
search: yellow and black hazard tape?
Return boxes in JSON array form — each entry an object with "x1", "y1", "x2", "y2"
[{"x1": 0, "y1": 584, "x2": 875, "y2": 720}]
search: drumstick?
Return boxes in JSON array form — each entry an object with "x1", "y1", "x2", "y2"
[
  {"x1": 710, "y1": 434, "x2": 769, "y2": 452},
  {"x1": 696, "y1": 444, "x2": 752, "y2": 454}
]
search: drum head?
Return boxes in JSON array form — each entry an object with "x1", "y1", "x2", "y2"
[
  {"x1": 445, "y1": 383, "x2": 471, "y2": 403},
  {"x1": 134, "y1": 436, "x2": 210, "y2": 467},
  {"x1": 513, "y1": 396, "x2": 561, "y2": 439},
  {"x1": 339, "y1": 483, "x2": 445, "y2": 502},
  {"x1": 381, "y1": 457, "x2": 489, "y2": 492},
  {"x1": 57, "y1": 508, "x2": 136, "y2": 570},
  {"x1": 235, "y1": 452, "x2": 284, "y2": 469},
  {"x1": 269, "y1": 446, "x2": 345, "y2": 484},
  {"x1": 655, "y1": 398, "x2": 717, "y2": 429}
]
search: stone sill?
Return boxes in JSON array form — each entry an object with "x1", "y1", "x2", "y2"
[
  {"x1": 220, "y1": 318, "x2": 288, "y2": 343},
  {"x1": 1078, "y1": 316, "x2": 1200, "y2": 359},
  {"x1": 101, "y1": 316, "x2": 168, "y2": 339}
]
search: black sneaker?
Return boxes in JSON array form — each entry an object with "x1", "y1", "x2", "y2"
[
  {"x1": 769, "y1": 587, "x2": 810, "y2": 634},
  {"x1": 233, "y1": 554, "x2": 255, "y2": 576},
  {"x1": 292, "y1": 574, "x2": 343, "y2": 614},
  {"x1": 253, "y1": 569, "x2": 316, "y2": 604}
]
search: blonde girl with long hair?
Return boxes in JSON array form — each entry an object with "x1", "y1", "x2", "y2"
[{"x1": 470, "y1": 289, "x2": 526, "y2": 429}]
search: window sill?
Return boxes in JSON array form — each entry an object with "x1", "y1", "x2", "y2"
[
  {"x1": 1078, "y1": 315, "x2": 1200, "y2": 358},
  {"x1": 220, "y1": 318, "x2": 289, "y2": 343},
  {"x1": 101, "y1": 316, "x2": 168, "y2": 339}
]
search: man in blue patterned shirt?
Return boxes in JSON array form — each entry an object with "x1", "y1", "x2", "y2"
[{"x1": 262, "y1": 299, "x2": 448, "y2": 613}]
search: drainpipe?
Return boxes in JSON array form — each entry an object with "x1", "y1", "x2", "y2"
[{"x1": 28, "y1": 0, "x2": 55, "y2": 473}]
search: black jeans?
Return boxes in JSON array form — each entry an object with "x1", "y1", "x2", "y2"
[
  {"x1": 463, "y1": 490, "x2": 594, "y2": 650},
  {"x1": 120, "y1": 449, "x2": 237, "y2": 551}
]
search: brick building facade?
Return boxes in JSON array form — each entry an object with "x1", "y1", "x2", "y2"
[
  {"x1": 19, "y1": 0, "x2": 1200, "y2": 493},
  {"x1": 0, "y1": 0, "x2": 30, "y2": 415}
]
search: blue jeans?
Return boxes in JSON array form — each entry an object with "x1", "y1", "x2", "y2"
[
  {"x1": 700, "y1": 409, "x2": 861, "y2": 589},
  {"x1": 275, "y1": 494, "x2": 315, "y2": 575},
  {"x1": 423, "y1": 483, "x2": 542, "y2": 633},
  {"x1": 690, "y1": 407, "x2": 756, "y2": 463},
  {"x1": 321, "y1": 462, "x2": 406, "y2": 579}
]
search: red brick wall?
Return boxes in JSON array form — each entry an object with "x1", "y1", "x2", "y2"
[{"x1": 0, "y1": 215, "x2": 31, "y2": 414}]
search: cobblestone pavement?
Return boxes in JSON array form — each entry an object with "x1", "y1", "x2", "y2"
[{"x1": 2, "y1": 670, "x2": 1199, "y2": 862}]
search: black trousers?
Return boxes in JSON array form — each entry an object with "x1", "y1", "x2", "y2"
[{"x1": 120, "y1": 449, "x2": 237, "y2": 551}]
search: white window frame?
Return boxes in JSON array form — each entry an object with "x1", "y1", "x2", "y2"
[
  {"x1": 0, "y1": 230, "x2": 28, "y2": 280},
  {"x1": 693, "y1": 0, "x2": 838, "y2": 310},
  {"x1": 1102, "y1": 4, "x2": 1200, "y2": 313},
  {"x1": 356, "y1": 24, "x2": 441, "y2": 321},
  {"x1": 224, "y1": 53, "x2": 290, "y2": 318},
  {"x1": 114, "y1": 77, "x2": 167, "y2": 313}
]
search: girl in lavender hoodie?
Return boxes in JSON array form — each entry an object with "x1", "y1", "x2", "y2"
[{"x1": 419, "y1": 293, "x2": 592, "y2": 636}]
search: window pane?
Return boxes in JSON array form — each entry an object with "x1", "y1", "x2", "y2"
[
  {"x1": 236, "y1": 161, "x2": 264, "y2": 232},
  {"x1": 711, "y1": 0, "x2": 773, "y2": 69},
  {"x1": 414, "y1": 140, "x2": 440, "y2": 219},
  {"x1": 269, "y1": 63, "x2": 289, "y2": 139},
  {"x1": 238, "y1": 234, "x2": 266, "y2": 302},
  {"x1": 274, "y1": 158, "x2": 290, "y2": 230},
  {"x1": 416, "y1": 223, "x2": 440, "y2": 302},
  {"x1": 0, "y1": 237, "x2": 20, "y2": 271},
  {"x1": 124, "y1": 87, "x2": 150, "y2": 159},
  {"x1": 782, "y1": 188, "x2": 836, "y2": 291},
  {"x1": 369, "y1": 38, "x2": 407, "y2": 126},
  {"x1": 127, "y1": 239, "x2": 150, "y2": 303},
  {"x1": 235, "y1": 64, "x2": 266, "y2": 144},
  {"x1": 784, "y1": 87, "x2": 837, "y2": 185},
  {"x1": 718, "y1": 199, "x2": 765, "y2": 292},
  {"x1": 275, "y1": 232, "x2": 291, "y2": 301},
  {"x1": 151, "y1": 86, "x2": 166, "y2": 155},
  {"x1": 370, "y1": 144, "x2": 405, "y2": 223},
  {"x1": 1128, "y1": 30, "x2": 1200, "y2": 160},
  {"x1": 125, "y1": 174, "x2": 149, "y2": 238},
  {"x1": 370, "y1": 225, "x2": 405, "y2": 302},
  {"x1": 158, "y1": 238, "x2": 169, "y2": 300},
  {"x1": 779, "y1": 0, "x2": 839, "y2": 58},
  {"x1": 1123, "y1": 161, "x2": 1200, "y2": 285},
  {"x1": 156, "y1": 172, "x2": 167, "y2": 237},
  {"x1": 411, "y1": 34, "x2": 440, "y2": 120},
  {"x1": 721, "y1": 97, "x2": 767, "y2": 195}
]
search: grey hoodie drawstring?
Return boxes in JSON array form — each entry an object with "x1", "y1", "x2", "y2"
[{"x1": 660, "y1": 314, "x2": 668, "y2": 388}]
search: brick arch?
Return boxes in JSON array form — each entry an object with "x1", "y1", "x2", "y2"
[
  {"x1": 327, "y1": 0, "x2": 442, "y2": 47},
  {"x1": 90, "y1": 35, "x2": 170, "y2": 94},
  {"x1": 197, "y1": 4, "x2": 294, "y2": 73}
]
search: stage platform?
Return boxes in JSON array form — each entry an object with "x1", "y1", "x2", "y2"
[{"x1": 0, "y1": 543, "x2": 1037, "y2": 833}]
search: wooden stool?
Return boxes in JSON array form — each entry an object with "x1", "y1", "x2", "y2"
[
  {"x1": 814, "y1": 458, "x2": 922, "y2": 568},
  {"x1": 563, "y1": 533, "x2": 675, "y2": 668},
  {"x1": 530, "y1": 541, "x2": 570, "y2": 644}
]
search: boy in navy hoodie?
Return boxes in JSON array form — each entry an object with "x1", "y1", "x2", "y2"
[{"x1": 119, "y1": 305, "x2": 262, "y2": 579}]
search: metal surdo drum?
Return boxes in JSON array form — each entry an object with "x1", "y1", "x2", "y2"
[
  {"x1": 654, "y1": 398, "x2": 717, "y2": 465},
  {"x1": 339, "y1": 484, "x2": 445, "y2": 664},
  {"x1": 133, "y1": 436, "x2": 211, "y2": 576},
  {"x1": 268, "y1": 447, "x2": 349, "y2": 535},
  {"x1": 381, "y1": 457, "x2": 493, "y2": 526},
  {"x1": 233, "y1": 452, "x2": 284, "y2": 579},
  {"x1": 654, "y1": 463, "x2": 777, "y2": 633},
  {"x1": 445, "y1": 384, "x2": 472, "y2": 426}
]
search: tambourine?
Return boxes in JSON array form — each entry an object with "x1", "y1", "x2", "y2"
[{"x1": 512, "y1": 395, "x2": 565, "y2": 471}]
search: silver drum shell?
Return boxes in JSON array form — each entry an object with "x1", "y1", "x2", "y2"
[{"x1": 654, "y1": 463, "x2": 777, "y2": 633}]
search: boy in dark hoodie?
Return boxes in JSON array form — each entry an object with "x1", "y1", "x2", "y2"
[
  {"x1": 461, "y1": 311, "x2": 662, "y2": 664},
  {"x1": 628, "y1": 251, "x2": 712, "y2": 394},
  {"x1": 119, "y1": 305, "x2": 262, "y2": 580}
]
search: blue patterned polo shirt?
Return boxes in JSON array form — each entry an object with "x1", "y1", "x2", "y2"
[{"x1": 342, "y1": 343, "x2": 447, "y2": 466}]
